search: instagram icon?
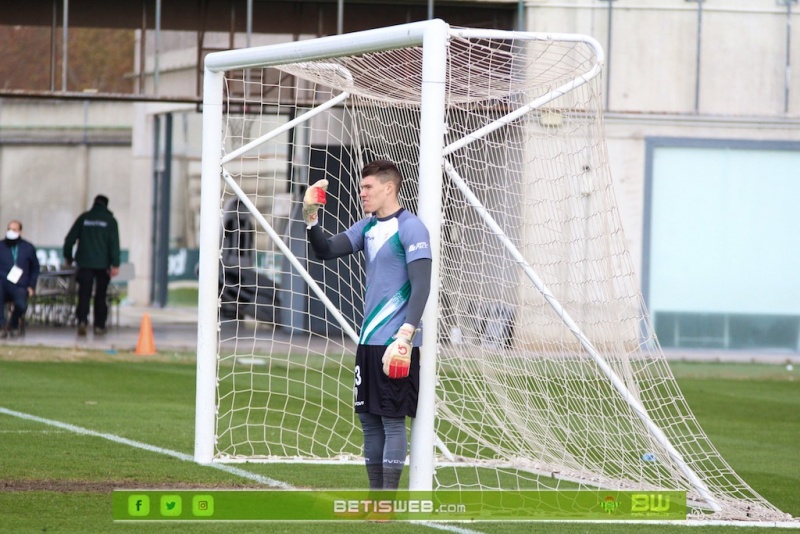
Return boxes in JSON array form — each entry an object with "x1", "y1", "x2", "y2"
[{"x1": 192, "y1": 495, "x2": 214, "y2": 516}]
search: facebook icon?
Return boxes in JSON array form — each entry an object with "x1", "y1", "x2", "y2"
[{"x1": 128, "y1": 495, "x2": 150, "y2": 516}]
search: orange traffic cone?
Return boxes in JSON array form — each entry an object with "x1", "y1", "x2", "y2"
[{"x1": 135, "y1": 313, "x2": 156, "y2": 356}]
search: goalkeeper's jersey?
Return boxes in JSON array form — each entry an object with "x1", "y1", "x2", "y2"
[{"x1": 345, "y1": 208, "x2": 431, "y2": 346}]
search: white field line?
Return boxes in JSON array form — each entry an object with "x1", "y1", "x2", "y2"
[
  {"x1": 0, "y1": 406, "x2": 291, "y2": 488},
  {"x1": 0, "y1": 406, "x2": 485, "y2": 534}
]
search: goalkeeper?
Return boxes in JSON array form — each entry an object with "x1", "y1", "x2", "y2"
[{"x1": 304, "y1": 159, "x2": 432, "y2": 491}]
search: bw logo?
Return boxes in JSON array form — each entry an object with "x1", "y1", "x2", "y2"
[{"x1": 631, "y1": 493, "x2": 671, "y2": 512}]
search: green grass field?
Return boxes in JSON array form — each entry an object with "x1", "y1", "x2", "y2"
[{"x1": 0, "y1": 346, "x2": 797, "y2": 533}]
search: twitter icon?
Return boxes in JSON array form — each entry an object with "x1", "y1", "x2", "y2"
[{"x1": 160, "y1": 495, "x2": 182, "y2": 516}]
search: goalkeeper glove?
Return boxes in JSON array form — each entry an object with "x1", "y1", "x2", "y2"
[
  {"x1": 382, "y1": 323, "x2": 417, "y2": 379},
  {"x1": 302, "y1": 179, "x2": 329, "y2": 228}
]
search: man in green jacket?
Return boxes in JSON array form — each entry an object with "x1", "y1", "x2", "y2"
[{"x1": 63, "y1": 195, "x2": 121, "y2": 336}]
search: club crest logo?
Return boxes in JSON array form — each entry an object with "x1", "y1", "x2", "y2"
[{"x1": 599, "y1": 495, "x2": 620, "y2": 514}]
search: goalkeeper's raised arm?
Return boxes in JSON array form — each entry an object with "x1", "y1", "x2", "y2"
[{"x1": 303, "y1": 159, "x2": 432, "y2": 492}]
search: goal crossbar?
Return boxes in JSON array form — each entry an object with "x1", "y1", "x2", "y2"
[{"x1": 204, "y1": 20, "x2": 437, "y2": 72}]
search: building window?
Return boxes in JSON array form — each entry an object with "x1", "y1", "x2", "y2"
[{"x1": 644, "y1": 138, "x2": 800, "y2": 351}]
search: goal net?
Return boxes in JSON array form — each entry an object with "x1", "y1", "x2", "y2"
[{"x1": 194, "y1": 21, "x2": 788, "y2": 521}]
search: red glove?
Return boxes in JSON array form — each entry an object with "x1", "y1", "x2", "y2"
[
  {"x1": 382, "y1": 323, "x2": 416, "y2": 379},
  {"x1": 302, "y1": 180, "x2": 328, "y2": 228}
]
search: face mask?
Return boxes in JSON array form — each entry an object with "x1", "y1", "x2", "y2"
[{"x1": 5, "y1": 230, "x2": 19, "y2": 240}]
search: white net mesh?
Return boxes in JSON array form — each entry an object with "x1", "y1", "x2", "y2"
[{"x1": 209, "y1": 29, "x2": 788, "y2": 521}]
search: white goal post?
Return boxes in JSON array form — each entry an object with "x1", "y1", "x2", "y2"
[{"x1": 194, "y1": 19, "x2": 791, "y2": 522}]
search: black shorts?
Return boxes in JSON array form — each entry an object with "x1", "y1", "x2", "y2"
[{"x1": 354, "y1": 344, "x2": 420, "y2": 418}]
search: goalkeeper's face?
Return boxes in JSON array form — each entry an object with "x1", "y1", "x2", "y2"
[{"x1": 360, "y1": 175, "x2": 395, "y2": 216}]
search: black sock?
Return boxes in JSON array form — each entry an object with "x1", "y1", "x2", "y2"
[
  {"x1": 382, "y1": 467, "x2": 403, "y2": 490},
  {"x1": 366, "y1": 463, "x2": 384, "y2": 490}
]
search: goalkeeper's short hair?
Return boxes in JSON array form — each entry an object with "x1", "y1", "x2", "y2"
[{"x1": 362, "y1": 159, "x2": 403, "y2": 192}]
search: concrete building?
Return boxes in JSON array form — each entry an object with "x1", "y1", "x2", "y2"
[{"x1": 0, "y1": 0, "x2": 797, "y2": 350}]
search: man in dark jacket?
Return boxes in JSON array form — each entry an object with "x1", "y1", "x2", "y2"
[
  {"x1": 0, "y1": 220, "x2": 40, "y2": 338},
  {"x1": 63, "y1": 195, "x2": 121, "y2": 336}
]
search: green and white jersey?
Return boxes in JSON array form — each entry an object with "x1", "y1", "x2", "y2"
[{"x1": 345, "y1": 208, "x2": 431, "y2": 346}]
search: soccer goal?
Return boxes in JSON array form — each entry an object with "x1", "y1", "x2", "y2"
[{"x1": 194, "y1": 19, "x2": 789, "y2": 521}]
